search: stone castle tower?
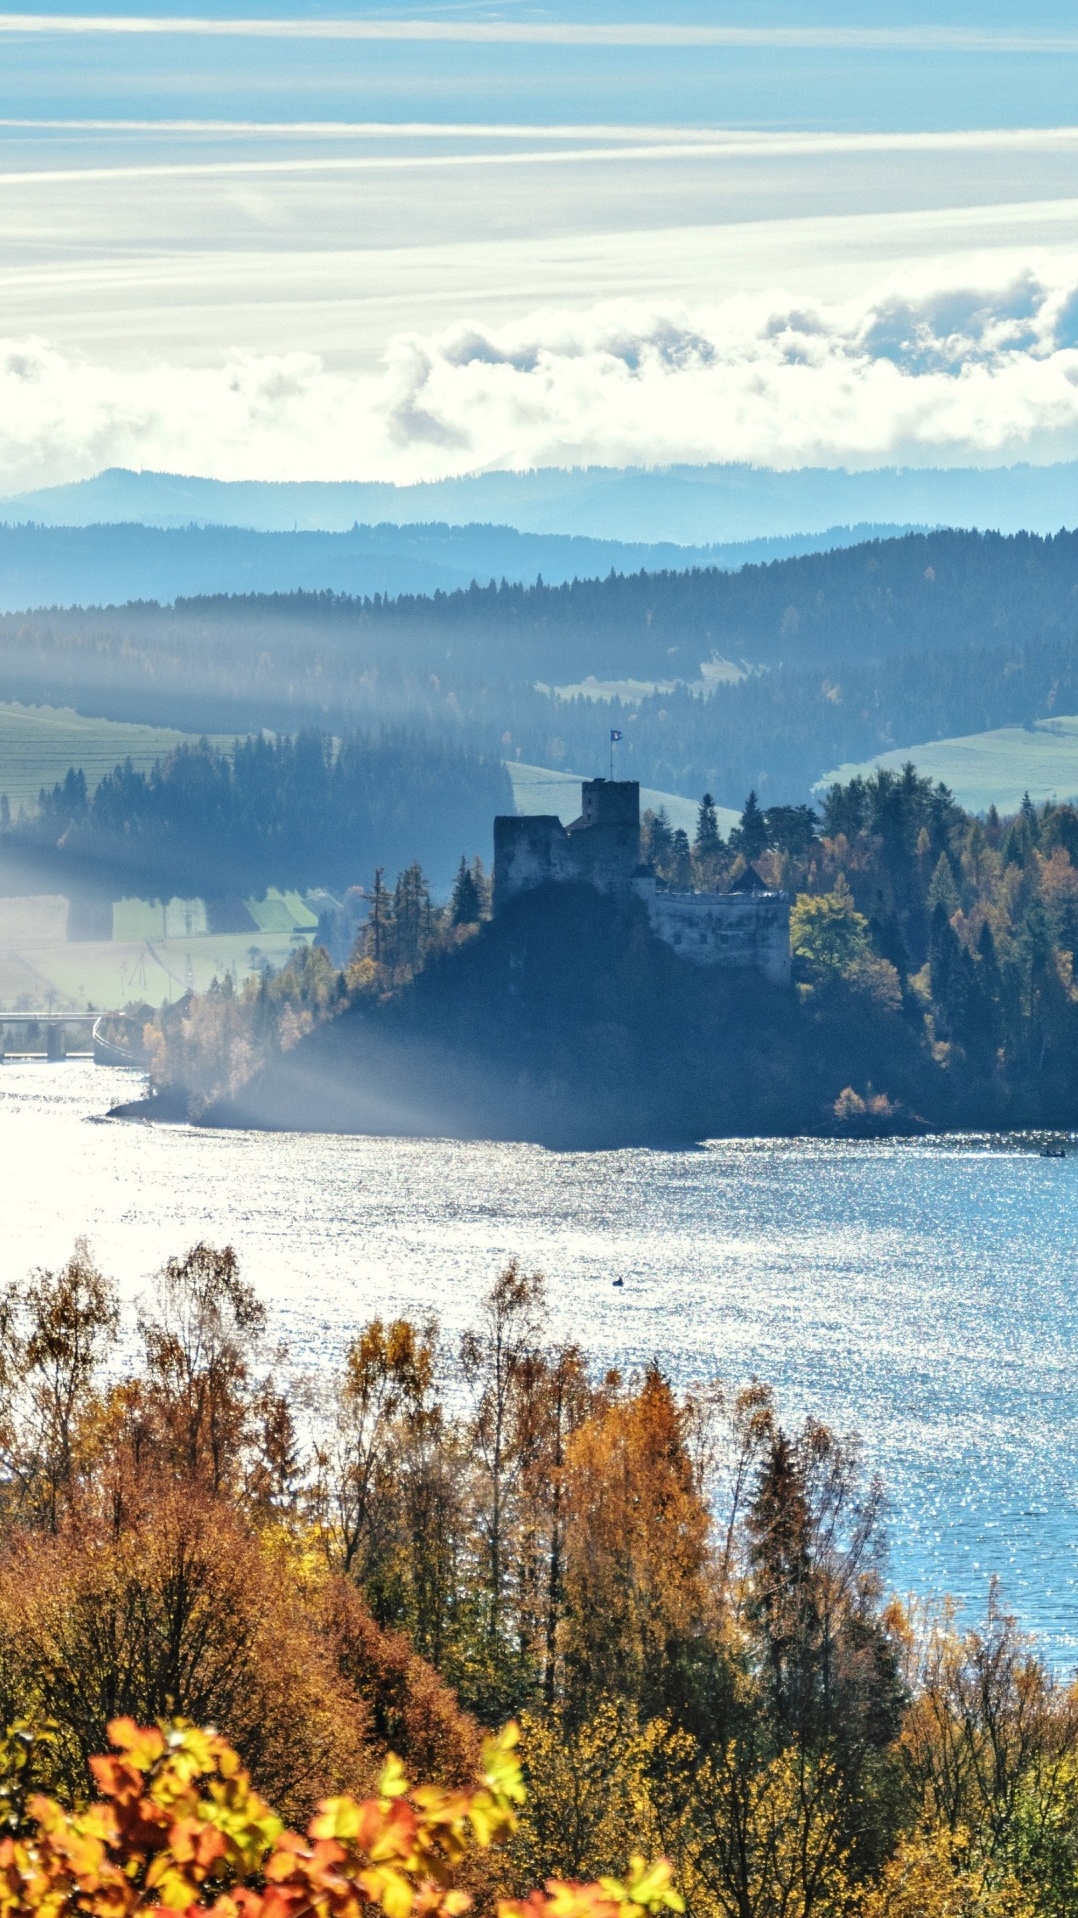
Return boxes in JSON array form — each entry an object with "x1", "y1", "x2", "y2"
[{"x1": 493, "y1": 778, "x2": 791, "y2": 985}]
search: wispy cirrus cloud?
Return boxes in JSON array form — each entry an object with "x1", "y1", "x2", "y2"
[
  {"x1": 5, "y1": 15, "x2": 1078, "y2": 50},
  {"x1": 9, "y1": 124, "x2": 1078, "y2": 187},
  {"x1": 7, "y1": 261, "x2": 1078, "y2": 490}
]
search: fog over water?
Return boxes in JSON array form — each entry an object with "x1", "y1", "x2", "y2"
[{"x1": 5, "y1": 1060, "x2": 1078, "y2": 1663}]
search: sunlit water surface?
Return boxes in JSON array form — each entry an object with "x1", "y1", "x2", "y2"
[{"x1": 4, "y1": 1062, "x2": 1078, "y2": 1661}]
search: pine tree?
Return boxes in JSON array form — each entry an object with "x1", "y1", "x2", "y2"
[
  {"x1": 392, "y1": 863, "x2": 432, "y2": 974},
  {"x1": 366, "y1": 868, "x2": 387, "y2": 966},
  {"x1": 451, "y1": 855, "x2": 482, "y2": 926},
  {"x1": 643, "y1": 807, "x2": 673, "y2": 871},
  {"x1": 1002, "y1": 794, "x2": 1039, "y2": 868},
  {"x1": 693, "y1": 793, "x2": 722, "y2": 864},
  {"x1": 731, "y1": 790, "x2": 768, "y2": 862},
  {"x1": 670, "y1": 828, "x2": 692, "y2": 888},
  {"x1": 926, "y1": 852, "x2": 959, "y2": 917},
  {"x1": 763, "y1": 804, "x2": 817, "y2": 857},
  {"x1": 928, "y1": 902, "x2": 960, "y2": 1031},
  {"x1": 967, "y1": 919, "x2": 1002, "y2": 1067},
  {"x1": 470, "y1": 855, "x2": 492, "y2": 917}
]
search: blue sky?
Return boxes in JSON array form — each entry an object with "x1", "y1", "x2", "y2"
[{"x1": 3, "y1": 4, "x2": 1078, "y2": 487}]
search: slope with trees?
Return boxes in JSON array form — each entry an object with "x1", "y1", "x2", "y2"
[
  {"x1": 0, "y1": 1238, "x2": 1073, "y2": 1918},
  {"x1": 4, "y1": 528, "x2": 1078, "y2": 810}
]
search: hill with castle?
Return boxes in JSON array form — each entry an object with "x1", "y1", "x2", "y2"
[
  {"x1": 120, "y1": 764, "x2": 1078, "y2": 1148},
  {"x1": 494, "y1": 775, "x2": 791, "y2": 983},
  {"x1": 144, "y1": 776, "x2": 941, "y2": 1148}
]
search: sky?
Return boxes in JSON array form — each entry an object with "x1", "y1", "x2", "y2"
[{"x1": 5, "y1": 4, "x2": 1078, "y2": 486}]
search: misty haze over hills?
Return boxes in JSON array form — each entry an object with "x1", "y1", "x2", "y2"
[
  {"x1": 5, "y1": 527, "x2": 1078, "y2": 818},
  {"x1": 5, "y1": 462, "x2": 1078, "y2": 907},
  {"x1": 0, "y1": 518, "x2": 920, "y2": 613},
  {"x1": 8, "y1": 460, "x2": 1078, "y2": 544}
]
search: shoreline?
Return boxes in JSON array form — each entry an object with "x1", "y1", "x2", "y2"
[{"x1": 106, "y1": 1087, "x2": 1075, "y2": 1153}]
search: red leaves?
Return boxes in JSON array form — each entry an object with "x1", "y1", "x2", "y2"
[{"x1": 0, "y1": 1720, "x2": 677, "y2": 1918}]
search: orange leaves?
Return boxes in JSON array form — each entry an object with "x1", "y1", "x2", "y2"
[
  {"x1": 499, "y1": 1856, "x2": 684, "y2": 1918},
  {"x1": 0, "y1": 1717, "x2": 659, "y2": 1918}
]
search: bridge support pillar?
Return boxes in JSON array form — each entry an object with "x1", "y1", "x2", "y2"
[{"x1": 46, "y1": 1025, "x2": 66, "y2": 1062}]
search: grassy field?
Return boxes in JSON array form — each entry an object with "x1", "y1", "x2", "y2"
[
  {"x1": 820, "y1": 716, "x2": 1078, "y2": 816},
  {"x1": 506, "y1": 762, "x2": 739, "y2": 839},
  {"x1": 0, "y1": 700, "x2": 231, "y2": 815}
]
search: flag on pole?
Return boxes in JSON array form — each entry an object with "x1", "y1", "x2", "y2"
[{"x1": 610, "y1": 729, "x2": 623, "y2": 742}]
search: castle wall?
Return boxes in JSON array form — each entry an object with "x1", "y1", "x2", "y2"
[
  {"x1": 632, "y1": 877, "x2": 791, "y2": 985},
  {"x1": 494, "y1": 781, "x2": 791, "y2": 985},
  {"x1": 493, "y1": 814, "x2": 576, "y2": 909}
]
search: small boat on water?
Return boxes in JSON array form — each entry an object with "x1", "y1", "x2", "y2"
[{"x1": 1041, "y1": 1143, "x2": 1068, "y2": 1158}]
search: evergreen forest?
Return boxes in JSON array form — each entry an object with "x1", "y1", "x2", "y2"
[{"x1": 7, "y1": 526, "x2": 1078, "y2": 813}]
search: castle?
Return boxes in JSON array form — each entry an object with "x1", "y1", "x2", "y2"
[{"x1": 493, "y1": 778, "x2": 791, "y2": 985}]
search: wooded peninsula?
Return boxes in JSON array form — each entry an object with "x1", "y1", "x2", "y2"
[{"x1": 131, "y1": 767, "x2": 1078, "y2": 1145}]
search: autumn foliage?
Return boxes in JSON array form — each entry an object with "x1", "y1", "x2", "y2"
[
  {"x1": 0, "y1": 1717, "x2": 681, "y2": 1918},
  {"x1": 1, "y1": 1240, "x2": 1078, "y2": 1918}
]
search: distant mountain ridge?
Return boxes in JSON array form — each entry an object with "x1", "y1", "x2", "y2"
[
  {"x1": 0, "y1": 516, "x2": 920, "y2": 612},
  {"x1": 5, "y1": 459, "x2": 1078, "y2": 543}
]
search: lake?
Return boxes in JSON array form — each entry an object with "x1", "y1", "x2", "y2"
[{"x1": 4, "y1": 1059, "x2": 1078, "y2": 1663}]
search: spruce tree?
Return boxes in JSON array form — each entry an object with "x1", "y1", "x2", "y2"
[
  {"x1": 671, "y1": 828, "x2": 693, "y2": 887},
  {"x1": 644, "y1": 806, "x2": 673, "y2": 873},
  {"x1": 393, "y1": 863, "x2": 432, "y2": 973},
  {"x1": 693, "y1": 793, "x2": 722, "y2": 863},
  {"x1": 928, "y1": 902, "x2": 961, "y2": 1031},
  {"x1": 451, "y1": 855, "x2": 482, "y2": 926},
  {"x1": 731, "y1": 790, "x2": 768, "y2": 862},
  {"x1": 926, "y1": 852, "x2": 960, "y2": 917}
]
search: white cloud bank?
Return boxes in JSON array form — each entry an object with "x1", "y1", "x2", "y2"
[{"x1": 9, "y1": 258, "x2": 1078, "y2": 490}]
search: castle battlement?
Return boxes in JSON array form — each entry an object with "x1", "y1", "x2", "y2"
[{"x1": 493, "y1": 778, "x2": 791, "y2": 985}]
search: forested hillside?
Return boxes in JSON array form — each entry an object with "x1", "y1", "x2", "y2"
[
  {"x1": 1, "y1": 730, "x2": 510, "y2": 899},
  {"x1": 0, "y1": 516, "x2": 793, "y2": 610},
  {"x1": 5, "y1": 527, "x2": 1078, "y2": 809}
]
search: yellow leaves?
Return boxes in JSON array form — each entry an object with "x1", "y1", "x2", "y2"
[
  {"x1": 607, "y1": 1855, "x2": 684, "y2": 1914},
  {"x1": 313, "y1": 1797, "x2": 371, "y2": 1842},
  {"x1": 469, "y1": 1724, "x2": 526, "y2": 1844},
  {"x1": 107, "y1": 1718, "x2": 167, "y2": 1771},
  {"x1": 481, "y1": 1724, "x2": 527, "y2": 1805},
  {"x1": 0, "y1": 1716, "x2": 680, "y2": 1918},
  {"x1": 378, "y1": 1755, "x2": 410, "y2": 1803},
  {"x1": 357, "y1": 1863, "x2": 418, "y2": 1918},
  {"x1": 856, "y1": 1825, "x2": 1035, "y2": 1918},
  {"x1": 497, "y1": 1856, "x2": 683, "y2": 1918}
]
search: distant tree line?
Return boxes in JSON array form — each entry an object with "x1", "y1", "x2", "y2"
[{"x1": 4, "y1": 729, "x2": 509, "y2": 897}]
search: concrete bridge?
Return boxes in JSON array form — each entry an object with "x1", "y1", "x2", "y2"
[{"x1": 0, "y1": 1011, "x2": 144, "y2": 1065}]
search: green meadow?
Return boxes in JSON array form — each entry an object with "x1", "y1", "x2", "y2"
[
  {"x1": 820, "y1": 716, "x2": 1078, "y2": 818},
  {"x1": 0, "y1": 701, "x2": 231, "y2": 816}
]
